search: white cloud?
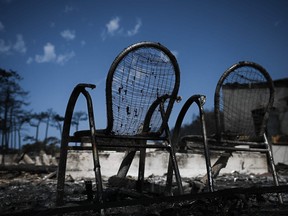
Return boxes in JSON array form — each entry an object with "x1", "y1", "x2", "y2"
[
  {"x1": 101, "y1": 17, "x2": 121, "y2": 40},
  {"x1": 0, "y1": 34, "x2": 27, "y2": 55},
  {"x1": 127, "y1": 19, "x2": 142, "y2": 36},
  {"x1": 35, "y1": 43, "x2": 56, "y2": 63},
  {"x1": 13, "y1": 34, "x2": 26, "y2": 53},
  {"x1": 26, "y1": 57, "x2": 33, "y2": 64},
  {"x1": 106, "y1": 17, "x2": 120, "y2": 35},
  {"x1": 102, "y1": 17, "x2": 142, "y2": 40},
  {"x1": 56, "y1": 51, "x2": 75, "y2": 65},
  {"x1": 0, "y1": 39, "x2": 10, "y2": 53},
  {"x1": 29, "y1": 42, "x2": 75, "y2": 65},
  {"x1": 60, "y1": 29, "x2": 76, "y2": 41},
  {"x1": 0, "y1": 21, "x2": 4, "y2": 31}
]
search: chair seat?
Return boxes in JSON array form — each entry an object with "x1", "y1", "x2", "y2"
[
  {"x1": 71, "y1": 129, "x2": 170, "y2": 149},
  {"x1": 74, "y1": 129, "x2": 107, "y2": 137},
  {"x1": 180, "y1": 134, "x2": 267, "y2": 153}
]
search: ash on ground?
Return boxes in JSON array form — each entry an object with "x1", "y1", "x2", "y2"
[{"x1": 1, "y1": 167, "x2": 288, "y2": 216}]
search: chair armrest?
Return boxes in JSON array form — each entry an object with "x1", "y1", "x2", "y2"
[
  {"x1": 61, "y1": 83, "x2": 96, "y2": 138},
  {"x1": 172, "y1": 94, "x2": 206, "y2": 147},
  {"x1": 142, "y1": 94, "x2": 181, "y2": 134},
  {"x1": 75, "y1": 83, "x2": 96, "y2": 90}
]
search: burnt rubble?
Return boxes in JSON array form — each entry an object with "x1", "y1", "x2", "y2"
[
  {"x1": 1, "y1": 166, "x2": 288, "y2": 216},
  {"x1": 1, "y1": 151, "x2": 288, "y2": 215}
]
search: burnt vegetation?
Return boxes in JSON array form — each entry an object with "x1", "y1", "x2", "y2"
[{"x1": 0, "y1": 68, "x2": 88, "y2": 159}]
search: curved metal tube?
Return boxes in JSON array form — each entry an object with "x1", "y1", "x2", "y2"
[{"x1": 170, "y1": 94, "x2": 214, "y2": 192}]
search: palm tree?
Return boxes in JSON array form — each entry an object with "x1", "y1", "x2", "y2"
[
  {"x1": 71, "y1": 111, "x2": 87, "y2": 132},
  {"x1": 29, "y1": 112, "x2": 48, "y2": 142},
  {"x1": 51, "y1": 114, "x2": 64, "y2": 138}
]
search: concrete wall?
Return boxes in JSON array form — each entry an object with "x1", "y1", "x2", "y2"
[
  {"x1": 66, "y1": 150, "x2": 268, "y2": 180},
  {"x1": 268, "y1": 78, "x2": 288, "y2": 144},
  {"x1": 272, "y1": 145, "x2": 288, "y2": 164},
  {"x1": 272, "y1": 79, "x2": 288, "y2": 136}
]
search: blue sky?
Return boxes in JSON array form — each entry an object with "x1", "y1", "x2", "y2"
[{"x1": 0, "y1": 0, "x2": 288, "y2": 140}]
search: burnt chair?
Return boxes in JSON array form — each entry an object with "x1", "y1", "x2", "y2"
[
  {"x1": 56, "y1": 42, "x2": 184, "y2": 206},
  {"x1": 172, "y1": 61, "x2": 282, "y2": 202}
]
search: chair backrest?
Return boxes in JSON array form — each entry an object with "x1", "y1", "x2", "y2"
[
  {"x1": 214, "y1": 61, "x2": 274, "y2": 141},
  {"x1": 105, "y1": 42, "x2": 180, "y2": 137}
]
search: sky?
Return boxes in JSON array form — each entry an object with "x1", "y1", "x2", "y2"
[{"x1": 0, "y1": 0, "x2": 288, "y2": 141}]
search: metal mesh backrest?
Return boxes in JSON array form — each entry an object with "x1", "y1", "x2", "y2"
[
  {"x1": 215, "y1": 61, "x2": 274, "y2": 140},
  {"x1": 106, "y1": 42, "x2": 180, "y2": 136}
]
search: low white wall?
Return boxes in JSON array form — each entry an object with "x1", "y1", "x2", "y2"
[
  {"x1": 272, "y1": 145, "x2": 288, "y2": 164},
  {"x1": 66, "y1": 150, "x2": 268, "y2": 180}
]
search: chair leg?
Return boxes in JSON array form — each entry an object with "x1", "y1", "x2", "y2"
[
  {"x1": 196, "y1": 94, "x2": 214, "y2": 192},
  {"x1": 91, "y1": 140, "x2": 103, "y2": 203},
  {"x1": 200, "y1": 114, "x2": 214, "y2": 192},
  {"x1": 117, "y1": 150, "x2": 136, "y2": 178},
  {"x1": 202, "y1": 144, "x2": 214, "y2": 192},
  {"x1": 165, "y1": 157, "x2": 174, "y2": 195},
  {"x1": 56, "y1": 138, "x2": 69, "y2": 206},
  {"x1": 264, "y1": 135, "x2": 283, "y2": 204},
  {"x1": 137, "y1": 148, "x2": 146, "y2": 192},
  {"x1": 166, "y1": 147, "x2": 183, "y2": 194}
]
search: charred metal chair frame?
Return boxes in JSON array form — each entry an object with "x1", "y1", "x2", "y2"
[
  {"x1": 56, "y1": 42, "x2": 183, "y2": 206},
  {"x1": 168, "y1": 95, "x2": 213, "y2": 192},
  {"x1": 173, "y1": 61, "x2": 282, "y2": 202}
]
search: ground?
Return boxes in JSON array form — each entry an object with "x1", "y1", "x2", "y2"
[{"x1": 1, "y1": 170, "x2": 288, "y2": 215}]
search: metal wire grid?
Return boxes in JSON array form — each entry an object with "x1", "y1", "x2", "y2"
[
  {"x1": 111, "y1": 47, "x2": 176, "y2": 135},
  {"x1": 219, "y1": 66, "x2": 271, "y2": 139}
]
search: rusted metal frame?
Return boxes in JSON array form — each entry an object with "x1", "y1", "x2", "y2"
[
  {"x1": 214, "y1": 75, "x2": 223, "y2": 141},
  {"x1": 137, "y1": 146, "x2": 146, "y2": 192},
  {"x1": 263, "y1": 133, "x2": 283, "y2": 204},
  {"x1": 182, "y1": 138, "x2": 268, "y2": 150},
  {"x1": 137, "y1": 94, "x2": 176, "y2": 193},
  {"x1": 197, "y1": 95, "x2": 214, "y2": 192},
  {"x1": 81, "y1": 87, "x2": 104, "y2": 203},
  {"x1": 142, "y1": 94, "x2": 183, "y2": 194},
  {"x1": 213, "y1": 61, "x2": 281, "y2": 202},
  {"x1": 205, "y1": 133, "x2": 283, "y2": 204},
  {"x1": 104, "y1": 42, "x2": 180, "y2": 191},
  {"x1": 108, "y1": 95, "x2": 178, "y2": 192},
  {"x1": 215, "y1": 61, "x2": 275, "y2": 140},
  {"x1": 69, "y1": 133, "x2": 171, "y2": 142},
  {"x1": 207, "y1": 146, "x2": 269, "y2": 152},
  {"x1": 108, "y1": 94, "x2": 179, "y2": 192},
  {"x1": 67, "y1": 143, "x2": 170, "y2": 150},
  {"x1": 56, "y1": 83, "x2": 96, "y2": 206},
  {"x1": 157, "y1": 96, "x2": 184, "y2": 195},
  {"x1": 247, "y1": 61, "x2": 275, "y2": 137},
  {"x1": 142, "y1": 94, "x2": 173, "y2": 134},
  {"x1": 170, "y1": 94, "x2": 214, "y2": 192},
  {"x1": 105, "y1": 42, "x2": 180, "y2": 134},
  {"x1": 208, "y1": 139, "x2": 268, "y2": 146},
  {"x1": 116, "y1": 150, "x2": 137, "y2": 178},
  {"x1": 56, "y1": 42, "x2": 182, "y2": 207}
]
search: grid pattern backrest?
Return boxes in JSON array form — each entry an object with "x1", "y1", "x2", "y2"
[
  {"x1": 105, "y1": 42, "x2": 180, "y2": 136},
  {"x1": 215, "y1": 61, "x2": 274, "y2": 140}
]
